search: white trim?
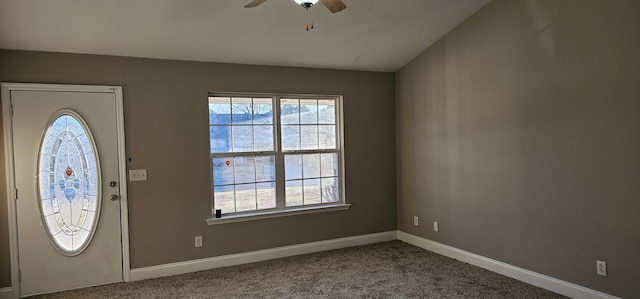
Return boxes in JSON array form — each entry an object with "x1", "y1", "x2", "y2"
[
  {"x1": 0, "y1": 83, "x2": 130, "y2": 296},
  {"x1": 1, "y1": 83, "x2": 22, "y2": 299},
  {"x1": 130, "y1": 231, "x2": 396, "y2": 281},
  {"x1": 337, "y1": 95, "x2": 346, "y2": 206},
  {"x1": 113, "y1": 86, "x2": 131, "y2": 282},
  {"x1": 397, "y1": 231, "x2": 621, "y2": 299},
  {"x1": 207, "y1": 203, "x2": 350, "y2": 225},
  {"x1": 0, "y1": 287, "x2": 15, "y2": 299}
]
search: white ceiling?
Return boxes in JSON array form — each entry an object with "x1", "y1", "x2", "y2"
[{"x1": 0, "y1": 0, "x2": 490, "y2": 72}]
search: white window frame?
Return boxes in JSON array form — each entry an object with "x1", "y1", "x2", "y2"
[{"x1": 207, "y1": 92, "x2": 349, "y2": 225}]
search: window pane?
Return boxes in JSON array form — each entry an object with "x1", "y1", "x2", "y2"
[
  {"x1": 320, "y1": 153, "x2": 338, "y2": 177},
  {"x1": 300, "y1": 125, "x2": 318, "y2": 150},
  {"x1": 234, "y1": 156, "x2": 255, "y2": 184},
  {"x1": 214, "y1": 155, "x2": 277, "y2": 213},
  {"x1": 285, "y1": 154, "x2": 302, "y2": 180},
  {"x1": 213, "y1": 157, "x2": 234, "y2": 186},
  {"x1": 254, "y1": 125, "x2": 274, "y2": 152},
  {"x1": 253, "y1": 98, "x2": 273, "y2": 124},
  {"x1": 321, "y1": 177, "x2": 339, "y2": 203},
  {"x1": 286, "y1": 180, "x2": 303, "y2": 207},
  {"x1": 209, "y1": 97, "x2": 231, "y2": 125},
  {"x1": 281, "y1": 99, "x2": 299, "y2": 124},
  {"x1": 210, "y1": 126, "x2": 231, "y2": 153},
  {"x1": 281, "y1": 125, "x2": 300, "y2": 150},
  {"x1": 214, "y1": 185, "x2": 235, "y2": 213},
  {"x1": 300, "y1": 99, "x2": 318, "y2": 124},
  {"x1": 318, "y1": 99, "x2": 336, "y2": 124},
  {"x1": 319, "y1": 125, "x2": 336, "y2": 149},
  {"x1": 303, "y1": 179, "x2": 321, "y2": 205},
  {"x1": 303, "y1": 154, "x2": 321, "y2": 179},
  {"x1": 255, "y1": 156, "x2": 275, "y2": 182},
  {"x1": 232, "y1": 126, "x2": 254, "y2": 152},
  {"x1": 256, "y1": 182, "x2": 276, "y2": 210},
  {"x1": 232, "y1": 98, "x2": 252, "y2": 124},
  {"x1": 235, "y1": 184, "x2": 256, "y2": 212}
]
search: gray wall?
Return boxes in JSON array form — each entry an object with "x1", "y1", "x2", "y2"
[
  {"x1": 396, "y1": 0, "x2": 639, "y2": 298},
  {"x1": 0, "y1": 50, "x2": 397, "y2": 288}
]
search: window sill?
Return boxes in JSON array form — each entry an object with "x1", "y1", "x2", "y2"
[{"x1": 206, "y1": 204, "x2": 351, "y2": 225}]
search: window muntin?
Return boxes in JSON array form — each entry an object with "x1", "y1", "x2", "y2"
[{"x1": 210, "y1": 94, "x2": 343, "y2": 216}]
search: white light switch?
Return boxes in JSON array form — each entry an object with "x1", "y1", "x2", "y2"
[{"x1": 129, "y1": 169, "x2": 147, "y2": 181}]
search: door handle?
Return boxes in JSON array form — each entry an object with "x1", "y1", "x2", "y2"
[{"x1": 110, "y1": 194, "x2": 120, "y2": 201}]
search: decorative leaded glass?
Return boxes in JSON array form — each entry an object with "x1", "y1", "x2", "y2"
[{"x1": 37, "y1": 111, "x2": 101, "y2": 256}]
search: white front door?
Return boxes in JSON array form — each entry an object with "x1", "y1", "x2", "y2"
[{"x1": 2, "y1": 84, "x2": 127, "y2": 297}]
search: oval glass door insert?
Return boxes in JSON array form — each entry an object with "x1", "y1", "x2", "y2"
[{"x1": 37, "y1": 110, "x2": 102, "y2": 256}]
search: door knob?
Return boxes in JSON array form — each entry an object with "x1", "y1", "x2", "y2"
[{"x1": 110, "y1": 194, "x2": 119, "y2": 201}]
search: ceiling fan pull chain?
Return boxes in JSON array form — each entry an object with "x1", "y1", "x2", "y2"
[{"x1": 305, "y1": 5, "x2": 314, "y2": 31}]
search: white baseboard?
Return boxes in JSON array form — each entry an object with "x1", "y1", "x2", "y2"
[
  {"x1": 0, "y1": 287, "x2": 14, "y2": 299},
  {"x1": 398, "y1": 231, "x2": 620, "y2": 299},
  {"x1": 130, "y1": 231, "x2": 397, "y2": 281},
  {"x1": 129, "y1": 230, "x2": 619, "y2": 299}
]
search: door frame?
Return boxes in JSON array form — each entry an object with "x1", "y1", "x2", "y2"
[{"x1": 1, "y1": 83, "x2": 130, "y2": 298}]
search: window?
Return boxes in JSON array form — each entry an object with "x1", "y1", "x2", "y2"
[
  {"x1": 38, "y1": 111, "x2": 101, "y2": 255},
  {"x1": 209, "y1": 93, "x2": 346, "y2": 221}
]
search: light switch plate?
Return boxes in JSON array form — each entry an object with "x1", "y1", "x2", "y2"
[{"x1": 129, "y1": 169, "x2": 147, "y2": 181}]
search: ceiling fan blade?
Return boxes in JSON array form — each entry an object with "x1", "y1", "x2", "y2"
[
  {"x1": 320, "y1": 0, "x2": 346, "y2": 13},
  {"x1": 245, "y1": 0, "x2": 267, "y2": 8}
]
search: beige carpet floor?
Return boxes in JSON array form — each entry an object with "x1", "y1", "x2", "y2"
[{"x1": 32, "y1": 241, "x2": 567, "y2": 298}]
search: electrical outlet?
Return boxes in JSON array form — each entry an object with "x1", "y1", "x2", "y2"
[
  {"x1": 433, "y1": 221, "x2": 439, "y2": 232},
  {"x1": 413, "y1": 216, "x2": 419, "y2": 226},
  {"x1": 596, "y1": 260, "x2": 607, "y2": 276},
  {"x1": 195, "y1": 236, "x2": 203, "y2": 248}
]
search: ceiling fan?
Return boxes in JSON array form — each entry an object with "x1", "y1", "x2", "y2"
[{"x1": 245, "y1": 0, "x2": 347, "y2": 13}]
